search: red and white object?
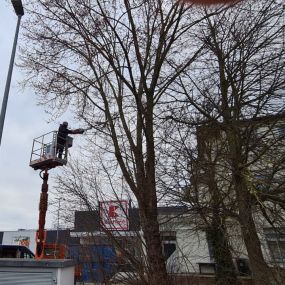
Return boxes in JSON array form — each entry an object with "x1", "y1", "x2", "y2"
[{"x1": 100, "y1": 200, "x2": 129, "y2": 231}]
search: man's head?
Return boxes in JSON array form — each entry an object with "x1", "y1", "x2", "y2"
[{"x1": 62, "y1": 121, "x2": 68, "y2": 127}]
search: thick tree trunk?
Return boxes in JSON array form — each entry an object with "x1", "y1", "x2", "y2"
[
  {"x1": 139, "y1": 204, "x2": 170, "y2": 285},
  {"x1": 133, "y1": 96, "x2": 169, "y2": 284},
  {"x1": 207, "y1": 165, "x2": 241, "y2": 285},
  {"x1": 224, "y1": 126, "x2": 273, "y2": 284},
  {"x1": 208, "y1": 217, "x2": 241, "y2": 285},
  {"x1": 234, "y1": 170, "x2": 274, "y2": 285}
]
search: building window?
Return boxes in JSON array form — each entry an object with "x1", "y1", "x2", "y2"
[
  {"x1": 253, "y1": 173, "x2": 270, "y2": 191},
  {"x1": 274, "y1": 125, "x2": 285, "y2": 138},
  {"x1": 235, "y1": 258, "x2": 251, "y2": 276},
  {"x1": 163, "y1": 243, "x2": 176, "y2": 260},
  {"x1": 206, "y1": 231, "x2": 215, "y2": 261},
  {"x1": 267, "y1": 241, "x2": 285, "y2": 263},
  {"x1": 161, "y1": 231, "x2": 176, "y2": 260},
  {"x1": 198, "y1": 263, "x2": 216, "y2": 275},
  {"x1": 264, "y1": 228, "x2": 285, "y2": 263}
]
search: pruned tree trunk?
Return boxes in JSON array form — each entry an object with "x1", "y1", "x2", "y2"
[
  {"x1": 208, "y1": 165, "x2": 240, "y2": 285},
  {"x1": 207, "y1": 222, "x2": 240, "y2": 285},
  {"x1": 140, "y1": 206, "x2": 169, "y2": 285},
  {"x1": 233, "y1": 162, "x2": 273, "y2": 285}
]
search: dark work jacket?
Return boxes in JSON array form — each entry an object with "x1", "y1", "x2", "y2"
[{"x1": 57, "y1": 124, "x2": 73, "y2": 148}]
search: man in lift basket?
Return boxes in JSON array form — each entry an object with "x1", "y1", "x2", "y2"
[{"x1": 56, "y1": 121, "x2": 84, "y2": 159}]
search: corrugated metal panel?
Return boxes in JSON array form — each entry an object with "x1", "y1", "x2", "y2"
[{"x1": 0, "y1": 272, "x2": 53, "y2": 285}]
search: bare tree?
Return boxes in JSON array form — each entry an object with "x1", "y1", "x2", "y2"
[
  {"x1": 158, "y1": 118, "x2": 241, "y2": 284},
  {"x1": 19, "y1": 0, "x2": 222, "y2": 283},
  {"x1": 165, "y1": 0, "x2": 285, "y2": 284},
  {"x1": 52, "y1": 160, "x2": 147, "y2": 284}
]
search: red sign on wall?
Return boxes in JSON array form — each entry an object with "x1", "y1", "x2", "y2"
[{"x1": 100, "y1": 200, "x2": 129, "y2": 231}]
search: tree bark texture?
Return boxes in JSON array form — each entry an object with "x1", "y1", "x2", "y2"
[
  {"x1": 232, "y1": 159, "x2": 273, "y2": 285},
  {"x1": 139, "y1": 206, "x2": 170, "y2": 285},
  {"x1": 208, "y1": 165, "x2": 240, "y2": 285}
]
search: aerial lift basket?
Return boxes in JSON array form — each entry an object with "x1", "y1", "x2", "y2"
[{"x1": 29, "y1": 131, "x2": 73, "y2": 170}]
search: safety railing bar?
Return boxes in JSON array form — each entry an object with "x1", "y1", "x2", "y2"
[
  {"x1": 33, "y1": 131, "x2": 56, "y2": 141},
  {"x1": 30, "y1": 139, "x2": 36, "y2": 162},
  {"x1": 30, "y1": 130, "x2": 60, "y2": 163},
  {"x1": 32, "y1": 147, "x2": 44, "y2": 154}
]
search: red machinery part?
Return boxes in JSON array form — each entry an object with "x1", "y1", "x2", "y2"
[{"x1": 35, "y1": 169, "x2": 49, "y2": 259}]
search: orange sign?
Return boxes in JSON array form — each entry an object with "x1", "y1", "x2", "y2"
[{"x1": 13, "y1": 236, "x2": 30, "y2": 247}]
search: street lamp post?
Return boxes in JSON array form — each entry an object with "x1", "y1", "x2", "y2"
[{"x1": 0, "y1": 0, "x2": 24, "y2": 145}]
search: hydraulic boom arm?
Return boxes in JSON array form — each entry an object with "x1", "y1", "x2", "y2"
[{"x1": 35, "y1": 168, "x2": 48, "y2": 259}]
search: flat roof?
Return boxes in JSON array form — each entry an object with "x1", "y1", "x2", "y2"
[{"x1": 0, "y1": 259, "x2": 74, "y2": 268}]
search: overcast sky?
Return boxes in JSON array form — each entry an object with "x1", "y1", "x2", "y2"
[{"x1": 0, "y1": 1, "x2": 73, "y2": 231}]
